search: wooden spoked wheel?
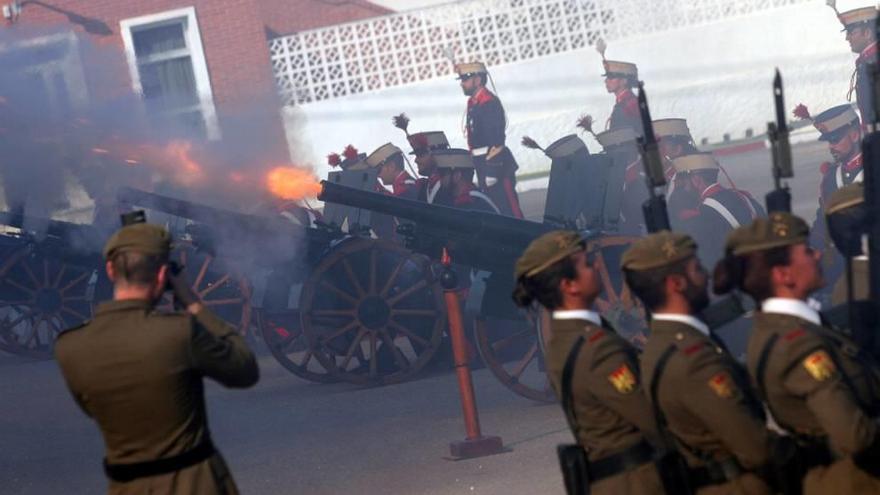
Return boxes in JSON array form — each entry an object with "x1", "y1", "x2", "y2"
[
  {"x1": 474, "y1": 309, "x2": 556, "y2": 403},
  {"x1": 474, "y1": 235, "x2": 647, "y2": 402},
  {"x1": 258, "y1": 309, "x2": 338, "y2": 383},
  {"x1": 0, "y1": 246, "x2": 95, "y2": 359},
  {"x1": 300, "y1": 238, "x2": 445, "y2": 386},
  {"x1": 160, "y1": 242, "x2": 253, "y2": 337},
  {"x1": 588, "y1": 235, "x2": 647, "y2": 347}
]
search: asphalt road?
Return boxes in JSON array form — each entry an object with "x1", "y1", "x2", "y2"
[{"x1": 0, "y1": 140, "x2": 835, "y2": 495}]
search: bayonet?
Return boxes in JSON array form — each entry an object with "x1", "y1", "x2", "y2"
[
  {"x1": 765, "y1": 69, "x2": 793, "y2": 213},
  {"x1": 636, "y1": 82, "x2": 671, "y2": 232}
]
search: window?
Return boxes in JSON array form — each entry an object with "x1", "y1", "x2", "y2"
[{"x1": 120, "y1": 7, "x2": 219, "y2": 139}]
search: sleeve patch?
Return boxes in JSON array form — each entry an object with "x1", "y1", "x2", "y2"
[
  {"x1": 784, "y1": 328, "x2": 806, "y2": 342},
  {"x1": 708, "y1": 371, "x2": 735, "y2": 399},
  {"x1": 803, "y1": 350, "x2": 836, "y2": 381},
  {"x1": 683, "y1": 342, "x2": 705, "y2": 356},
  {"x1": 588, "y1": 330, "x2": 606, "y2": 344},
  {"x1": 608, "y1": 364, "x2": 637, "y2": 394}
]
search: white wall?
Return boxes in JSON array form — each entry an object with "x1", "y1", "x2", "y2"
[{"x1": 284, "y1": 1, "x2": 868, "y2": 186}]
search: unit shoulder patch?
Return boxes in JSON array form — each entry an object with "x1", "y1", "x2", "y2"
[
  {"x1": 608, "y1": 363, "x2": 637, "y2": 394},
  {"x1": 708, "y1": 371, "x2": 735, "y2": 399},
  {"x1": 802, "y1": 350, "x2": 836, "y2": 381}
]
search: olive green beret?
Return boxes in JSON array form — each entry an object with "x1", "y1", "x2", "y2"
[
  {"x1": 515, "y1": 230, "x2": 584, "y2": 280},
  {"x1": 824, "y1": 182, "x2": 864, "y2": 215},
  {"x1": 103, "y1": 223, "x2": 172, "y2": 259},
  {"x1": 621, "y1": 231, "x2": 697, "y2": 271},
  {"x1": 724, "y1": 212, "x2": 809, "y2": 256}
]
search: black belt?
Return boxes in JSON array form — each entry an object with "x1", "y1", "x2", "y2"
[
  {"x1": 103, "y1": 438, "x2": 215, "y2": 483},
  {"x1": 689, "y1": 457, "x2": 745, "y2": 489},
  {"x1": 588, "y1": 440, "x2": 655, "y2": 483}
]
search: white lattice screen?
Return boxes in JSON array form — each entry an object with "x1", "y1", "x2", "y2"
[{"x1": 269, "y1": 0, "x2": 812, "y2": 106}]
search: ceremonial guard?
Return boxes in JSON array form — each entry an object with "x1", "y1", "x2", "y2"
[
  {"x1": 55, "y1": 223, "x2": 259, "y2": 494},
  {"x1": 622, "y1": 232, "x2": 775, "y2": 494},
  {"x1": 368, "y1": 143, "x2": 419, "y2": 200},
  {"x1": 653, "y1": 118, "x2": 698, "y2": 200},
  {"x1": 713, "y1": 212, "x2": 880, "y2": 493},
  {"x1": 594, "y1": 127, "x2": 645, "y2": 234},
  {"x1": 455, "y1": 61, "x2": 524, "y2": 218},
  {"x1": 602, "y1": 59, "x2": 642, "y2": 133},
  {"x1": 832, "y1": 5, "x2": 878, "y2": 125},
  {"x1": 513, "y1": 231, "x2": 664, "y2": 494},
  {"x1": 433, "y1": 148, "x2": 499, "y2": 214},
  {"x1": 409, "y1": 130, "x2": 452, "y2": 204},
  {"x1": 667, "y1": 153, "x2": 764, "y2": 268},
  {"x1": 796, "y1": 103, "x2": 863, "y2": 294}
]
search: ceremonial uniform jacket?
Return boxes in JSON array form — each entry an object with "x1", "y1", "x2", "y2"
[
  {"x1": 55, "y1": 300, "x2": 259, "y2": 495},
  {"x1": 452, "y1": 186, "x2": 500, "y2": 214},
  {"x1": 609, "y1": 89, "x2": 642, "y2": 134},
  {"x1": 391, "y1": 170, "x2": 419, "y2": 200},
  {"x1": 677, "y1": 184, "x2": 764, "y2": 269},
  {"x1": 545, "y1": 313, "x2": 664, "y2": 495},
  {"x1": 641, "y1": 317, "x2": 773, "y2": 495},
  {"x1": 746, "y1": 304, "x2": 880, "y2": 494},
  {"x1": 855, "y1": 42, "x2": 878, "y2": 127}
]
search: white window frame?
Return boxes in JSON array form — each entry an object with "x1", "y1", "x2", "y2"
[{"x1": 119, "y1": 6, "x2": 220, "y2": 140}]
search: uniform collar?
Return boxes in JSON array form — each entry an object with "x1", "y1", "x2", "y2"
[
  {"x1": 651, "y1": 313, "x2": 710, "y2": 336},
  {"x1": 552, "y1": 309, "x2": 601, "y2": 326},
  {"x1": 760, "y1": 297, "x2": 821, "y2": 326},
  {"x1": 468, "y1": 87, "x2": 494, "y2": 106},
  {"x1": 615, "y1": 88, "x2": 635, "y2": 103},
  {"x1": 858, "y1": 41, "x2": 879, "y2": 63},
  {"x1": 844, "y1": 152, "x2": 863, "y2": 172},
  {"x1": 96, "y1": 298, "x2": 154, "y2": 315}
]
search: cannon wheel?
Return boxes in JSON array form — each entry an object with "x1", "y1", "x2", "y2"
[
  {"x1": 0, "y1": 245, "x2": 95, "y2": 359},
  {"x1": 474, "y1": 235, "x2": 647, "y2": 402},
  {"x1": 300, "y1": 238, "x2": 445, "y2": 386},
  {"x1": 258, "y1": 309, "x2": 338, "y2": 383},
  {"x1": 160, "y1": 242, "x2": 253, "y2": 337}
]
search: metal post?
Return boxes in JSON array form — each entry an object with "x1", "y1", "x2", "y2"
[{"x1": 440, "y1": 248, "x2": 504, "y2": 460}]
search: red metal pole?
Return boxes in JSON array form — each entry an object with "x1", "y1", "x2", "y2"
[{"x1": 440, "y1": 249, "x2": 504, "y2": 459}]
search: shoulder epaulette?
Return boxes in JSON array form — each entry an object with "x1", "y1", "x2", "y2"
[
  {"x1": 587, "y1": 329, "x2": 606, "y2": 344},
  {"x1": 682, "y1": 342, "x2": 706, "y2": 356}
]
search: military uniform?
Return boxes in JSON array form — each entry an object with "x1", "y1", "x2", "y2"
[
  {"x1": 406, "y1": 131, "x2": 451, "y2": 205},
  {"x1": 516, "y1": 231, "x2": 664, "y2": 494},
  {"x1": 55, "y1": 224, "x2": 259, "y2": 495},
  {"x1": 367, "y1": 143, "x2": 420, "y2": 200},
  {"x1": 433, "y1": 148, "x2": 500, "y2": 214},
  {"x1": 836, "y1": 7, "x2": 879, "y2": 126},
  {"x1": 669, "y1": 153, "x2": 764, "y2": 269},
  {"x1": 722, "y1": 212, "x2": 880, "y2": 494},
  {"x1": 595, "y1": 127, "x2": 645, "y2": 235},
  {"x1": 602, "y1": 60, "x2": 642, "y2": 134},
  {"x1": 652, "y1": 118, "x2": 695, "y2": 200},
  {"x1": 623, "y1": 232, "x2": 774, "y2": 495},
  {"x1": 456, "y1": 62, "x2": 524, "y2": 219}
]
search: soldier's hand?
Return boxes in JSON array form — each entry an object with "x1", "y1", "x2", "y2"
[{"x1": 167, "y1": 262, "x2": 201, "y2": 311}]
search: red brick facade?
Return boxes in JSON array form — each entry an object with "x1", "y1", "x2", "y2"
[{"x1": 2, "y1": 0, "x2": 390, "y2": 157}]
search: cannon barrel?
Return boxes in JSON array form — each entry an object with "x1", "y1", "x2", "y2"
[{"x1": 318, "y1": 180, "x2": 554, "y2": 271}]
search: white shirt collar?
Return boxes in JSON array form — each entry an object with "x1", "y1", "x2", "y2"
[
  {"x1": 761, "y1": 298, "x2": 821, "y2": 326},
  {"x1": 651, "y1": 313, "x2": 710, "y2": 336},
  {"x1": 553, "y1": 309, "x2": 602, "y2": 327}
]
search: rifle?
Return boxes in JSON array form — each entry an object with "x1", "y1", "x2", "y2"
[
  {"x1": 765, "y1": 69, "x2": 794, "y2": 213},
  {"x1": 635, "y1": 82, "x2": 671, "y2": 233}
]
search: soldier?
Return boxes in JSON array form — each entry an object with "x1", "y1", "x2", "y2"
[
  {"x1": 54, "y1": 223, "x2": 259, "y2": 494},
  {"x1": 407, "y1": 130, "x2": 451, "y2": 204},
  {"x1": 513, "y1": 231, "x2": 664, "y2": 494},
  {"x1": 654, "y1": 118, "x2": 698, "y2": 200},
  {"x1": 367, "y1": 143, "x2": 419, "y2": 200},
  {"x1": 713, "y1": 212, "x2": 880, "y2": 493},
  {"x1": 622, "y1": 231, "x2": 775, "y2": 494},
  {"x1": 668, "y1": 153, "x2": 764, "y2": 269},
  {"x1": 833, "y1": 5, "x2": 878, "y2": 126},
  {"x1": 455, "y1": 61, "x2": 524, "y2": 219},
  {"x1": 433, "y1": 148, "x2": 499, "y2": 213},
  {"x1": 603, "y1": 59, "x2": 642, "y2": 134},
  {"x1": 595, "y1": 127, "x2": 645, "y2": 234}
]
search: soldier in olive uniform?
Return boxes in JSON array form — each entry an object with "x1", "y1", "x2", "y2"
[
  {"x1": 55, "y1": 223, "x2": 260, "y2": 495},
  {"x1": 513, "y1": 230, "x2": 664, "y2": 494},
  {"x1": 713, "y1": 212, "x2": 880, "y2": 494},
  {"x1": 622, "y1": 232, "x2": 775, "y2": 494}
]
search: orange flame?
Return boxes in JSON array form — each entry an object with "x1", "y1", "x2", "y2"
[{"x1": 266, "y1": 167, "x2": 321, "y2": 200}]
